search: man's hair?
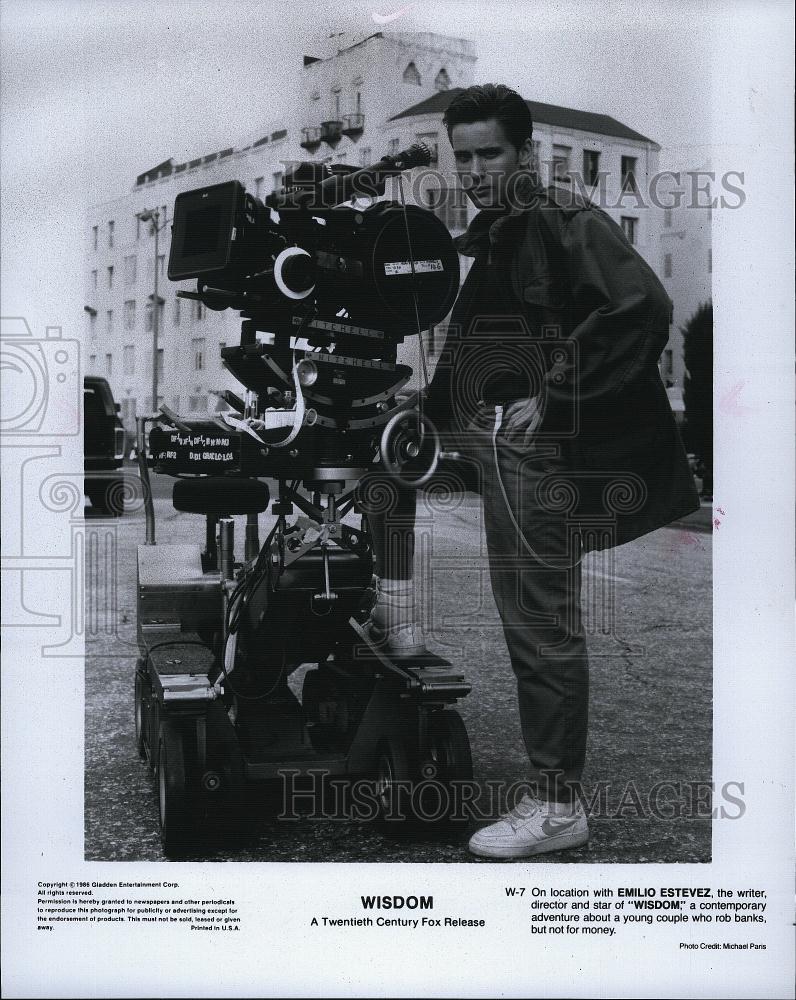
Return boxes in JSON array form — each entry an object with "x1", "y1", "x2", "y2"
[{"x1": 442, "y1": 84, "x2": 534, "y2": 150}]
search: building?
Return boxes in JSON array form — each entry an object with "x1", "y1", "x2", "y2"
[
  {"x1": 656, "y1": 159, "x2": 713, "y2": 414},
  {"x1": 84, "y1": 30, "x2": 671, "y2": 437}
]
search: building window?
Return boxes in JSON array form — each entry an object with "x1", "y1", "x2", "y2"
[
  {"x1": 108, "y1": 220, "x2": 115, "y2": 248},
  {"x1": 388, "y1": 137, "x2": 400, "y2": 155},
  {"x1": 355, "y1": 91, "x2": 362, "y2": 113},
  {"x1": 124, "y1": 255, "x2": 137, "y2": 286},
  {"x1": 192, "y1": 299, "x2": 204, "y2": 322},
  {"x1": 105, "y1": 352, "x2": 113, "y2": 375},
  {"x1": 255, "y1": 177, "x2": 264, "y2": 199},
  {"x1": 107, "y1": 265, "x2": 114, "y2": 289},
  {"x1": 664, "y1": 207, "x2": 672, "y2": 228},
  {"x1": 145, "y1": 300, "x2": 164, "y2": 332},
  {"x1": 91, "y1": 269, "x2": 97, "y2": 291},
  {"x1": 192, "y1": 337, "x2": 206, "y2": 371},
  {"x1": 123, "y1": 299, "x2": 136, "y2": 330},
  {"x1": 359, "y1": 146, "x2": 372, "y2": 167},
  {"x1": 173, "y1": 297, "x2": 181, "y2": 326},
  {"x1": 89, "y1": 353, "x2": 96, "y2": 368},
  {"x1": 664, "y1": 253, "x2": 672, "y2": 278},
  {"x1": 136, "y1": 215, "x2": 142, "y2": 240},
  {"x1": 424, "y1": 185, "x2": 468, "y2": 231},
  {"x1": 92, "y1": 225, "x2": 98, "y2": 251},
  {"x1": 402, "y1": 61, "x2": 421, "y2": 86},
  {"x1": 106, "y1": 309, "x2": 113, "y2": 334},
  {"x1": 417, "y1": 133, "x2": 438, "y2": 165},
  {"x1": 621, "y1": 216, "x2": 637, "y2": 244},
  {"x1": 434, "y1": 68, "x2": 451, "y2": 91},
  {"x1": 123, "y1": 344, "x2": 135, "y2": 375},
  {"x1": 156, "y1": 348, "x2": 164, "y2": 379},
  {"x1": 89, "y1": 313, "x2": 97, "y2": 340},
  {"x1": 552, "y1": 145, "x2": 571, "y2": 183},
  {"x1": 272, "y1": 171, "x2": 283, "y2": 193},
  {"x1": 621, "y1": 156, "x2": 638, "y2": 192},
  {"x1": 708, "y1": 248, "x2": 712, "y2": 273},
  {"x1": 583, "y1": 150, "x2": 601, "y2": 187}
]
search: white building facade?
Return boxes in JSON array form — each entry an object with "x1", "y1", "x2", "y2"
[
  {"x1": 85, "y1": 30, "x2": 683, "y2": 436},
  {"x1": 657, "y1": 161, "x2": 713, "y2": 405}
]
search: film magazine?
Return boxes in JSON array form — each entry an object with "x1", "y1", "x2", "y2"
[{"x1": 1, "y1": 1, "x2": 793, "y2": 997}]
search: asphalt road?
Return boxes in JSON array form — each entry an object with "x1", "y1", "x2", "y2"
[{"x1": 85, "y1": 467, "x2": 712, "y2": 864}]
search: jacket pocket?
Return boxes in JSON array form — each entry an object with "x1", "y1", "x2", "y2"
[{"x1": 522, "y1": 275, "x2": 568, "y2": 311}]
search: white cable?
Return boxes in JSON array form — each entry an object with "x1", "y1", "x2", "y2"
[
  {"x1": 220, "y1": 353, "x2": 306, "y2": 448},
  {"x1": 490, "y1": 403, "x2": 582, "y2": 569},
  {"x1": 224, "y1": 629, "x2": 237, "y2": 675}
]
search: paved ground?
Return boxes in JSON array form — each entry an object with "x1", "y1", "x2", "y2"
[{"x1": 85, "y1": 467, "x2": 712, "y2": 864}]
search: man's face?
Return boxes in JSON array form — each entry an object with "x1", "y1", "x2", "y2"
[{"x1": 450, "y1": 117, "x2": 531, "y2": 210}]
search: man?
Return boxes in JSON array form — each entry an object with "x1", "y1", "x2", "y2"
[{"x1": 362, "y1": 83, "x2": 698, "y2": 858}]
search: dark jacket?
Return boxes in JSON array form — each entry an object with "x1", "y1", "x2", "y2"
[{"x1": 431, "y1": 177, "x2": 699, "y2": 551}]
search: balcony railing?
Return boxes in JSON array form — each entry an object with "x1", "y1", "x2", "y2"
[
  {"x1": 341, "y1": 113, "x2": 365, "y2": 137},
  {"x1": 320, "y1": 120, "x2": 343, "y2": 145},
  {"x1": 300, "y1": 126, "x2": 322, "y2": 150}
]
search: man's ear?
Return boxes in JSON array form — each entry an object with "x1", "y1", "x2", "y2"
[{"x1": 517, "y1": 137, "x2": 533, "y2": 169}]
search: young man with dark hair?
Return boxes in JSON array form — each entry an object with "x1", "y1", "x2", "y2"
[{"x1": 363, "y1": 83, "x2": 698, "y2": 858}]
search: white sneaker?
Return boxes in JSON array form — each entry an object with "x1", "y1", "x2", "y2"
[
  {"x1": 366, "y1": 578, "x2": 427, "y2": 658},
  {"x1": 468, "y1": 794, "x2": 589, "y2": 859}
]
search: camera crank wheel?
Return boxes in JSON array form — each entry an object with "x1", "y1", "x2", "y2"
[
  {"x1": 157, "y1": 719, "x2": 193, "y2": 857},
  {"x1": 380, "y1": 409, "x2": 440, "y2": 487}
]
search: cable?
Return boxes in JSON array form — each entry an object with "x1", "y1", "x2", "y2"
[
  {"x1": 397, "y1": 175, "x2": 431, "y2": 400},
  {"x1": 491, "y1": 404, "x2": 582, "y2": 570}
]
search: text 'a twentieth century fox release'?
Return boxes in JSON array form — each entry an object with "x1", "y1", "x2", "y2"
[{"x1": 298, "y1": 885, "x2": 769, "y2": 943}]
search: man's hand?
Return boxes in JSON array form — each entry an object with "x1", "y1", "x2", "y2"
[{"x1": 502, "y1": 396, "x2": 542, "y2": 446}]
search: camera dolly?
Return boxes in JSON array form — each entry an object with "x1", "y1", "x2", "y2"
[{"x1": 134, "y1": 467, "x2": 472, "y2": 856}]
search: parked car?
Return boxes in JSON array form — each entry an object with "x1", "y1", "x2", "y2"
[{"x1": 84, "y1": 375, "x2": 126, "y2": 515}]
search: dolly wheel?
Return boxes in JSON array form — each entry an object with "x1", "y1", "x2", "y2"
[
  {"x1": 134, "y1": 670, "x2": 147, "y2": 759},
  {"x1": 157, "y1": 721, "x2": 193, "y2": 856},
  {"x1": 375, "y1": 736, "x2": 412, "y2": 826},
  {"x1": 416, "y1": 710, "x2": 474, "y2": 826},
  {"x1": 427, "y1": 709, "x2": 473, "y2": 780}
]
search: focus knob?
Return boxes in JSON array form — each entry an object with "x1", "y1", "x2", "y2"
[{"x1": 273, "y1": 246, "x2": 316, "y2": 300}]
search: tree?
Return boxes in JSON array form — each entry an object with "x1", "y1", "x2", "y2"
[{"x1": 682, "y1": 301, "x2": 713, "y2": 497}]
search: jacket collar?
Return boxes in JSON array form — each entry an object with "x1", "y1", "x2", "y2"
[{"x1": 453, "y1": 172, "x2": 545, "y2": 256}]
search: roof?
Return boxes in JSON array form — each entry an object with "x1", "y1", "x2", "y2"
[{"x1": 390, "y1": 88, "x2": 658, "y2": 146}]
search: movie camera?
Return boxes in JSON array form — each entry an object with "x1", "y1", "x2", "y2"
[{"x1": 134, "y1": 143, "x2": 474, "y2": 854}]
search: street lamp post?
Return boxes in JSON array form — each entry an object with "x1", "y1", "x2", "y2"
[{"x1": 137, "y1": 209, "x2": 163, "y2": 412}]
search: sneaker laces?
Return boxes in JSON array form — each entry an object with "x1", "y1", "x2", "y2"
[{"x1": 505, "y1": 795, "x2": 541, "y2": 830}]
